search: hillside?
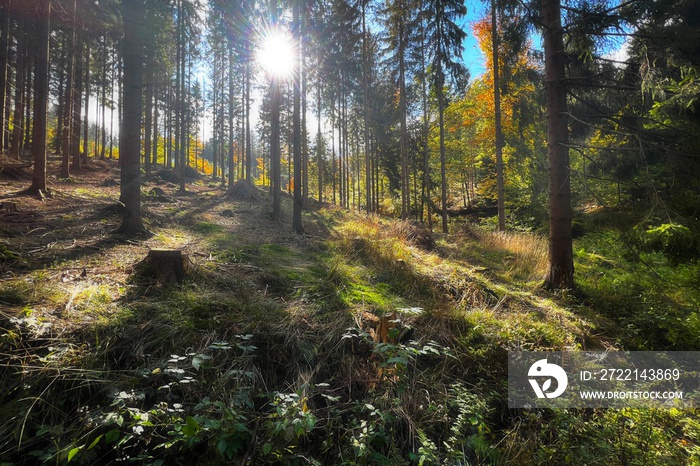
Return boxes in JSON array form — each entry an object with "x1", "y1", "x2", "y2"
[{"x1": 0, "y1": 162, "x2": 698, "y2": 465}]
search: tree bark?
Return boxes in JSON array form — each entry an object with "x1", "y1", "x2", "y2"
[
  {"x1": 61, "y1": 0, "x2": 77, "y2": 178},
  {"x1": 492, "y1": 0, "x2": 506, "y2": 232},
  {"x1": 9, "y1": 24, "x2": 25, "y2": 161},
  {"x1": 292, "y1": 0, "x2": 303, "y2": 233},
  {"x1": 117, "y1": 0, "x2": 146, "y2": 235},
  {"x1": 135, "y1": 249, "x2": 188, "y2": 285},
  {"x1": 144, "y1": 57, "x2": 153, "y2": 174},
  {"x1": 27, "y1": 0, "x2": 50, "y2": 195},
  {"x1": 271, "y1": 77, "x2": 281, "y2": 221},
  {"x1": 0, "y1": 0, "x2": 9, "y2": 154},
  {"x1": 71, "y1": 27, "x2": 83, "y2": 170},
  {"x1": 227, "y1": 42, "x2": 235, "y2": 190},
  {"x1": 399, "y1": 20, "x2": 409, "y2": 220},
  {"x1": 542, "y1": 0, "x2": 574, "y2": 289}
]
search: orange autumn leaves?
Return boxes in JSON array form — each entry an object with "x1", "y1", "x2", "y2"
[{"x1": 437, "y1": 14, "x2": 536, "y2": 202}]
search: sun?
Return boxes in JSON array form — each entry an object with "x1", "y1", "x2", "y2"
[{"x1": 257, "y1": 29, "x2": 296, "y2": 79}]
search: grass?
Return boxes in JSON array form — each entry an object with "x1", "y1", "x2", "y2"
[
  {"x1": 1, "y1": 197, "x2": 698, "y2": 465},
  {"x1": 574, "y1": 229, "x2": 700, "y2": 349}
]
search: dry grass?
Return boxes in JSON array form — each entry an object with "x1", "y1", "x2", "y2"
[{"x1": 477, "y1": 229, "x2": 548, "y2": 281}]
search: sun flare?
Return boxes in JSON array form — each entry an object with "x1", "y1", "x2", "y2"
[{"x1": 257, "y1": 29, "x2": 296, "y2": 79}]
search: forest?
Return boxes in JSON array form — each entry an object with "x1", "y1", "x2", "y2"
[{"x1": 0, "y1": 0, "x2": 699, "y2": 464}]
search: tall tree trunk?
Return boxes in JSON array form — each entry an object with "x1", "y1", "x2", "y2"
[
  {"x1": 245, "y1": 56, "x2": 252, "y2": 182},
  {"x1": 82, "y1": 39, "x2": 90, "y2": 163},
  {"x1": 337, "y1": 79, "x2": 343, "y2": 207},
  {"x1": 0, "y1": 0, "x2": 9, "y2": 154},
  {"x1": 362, "y1": 0, "x2": 372, "y2": 212},
  {"x1": 227, "y1": 42, "x2": 235, "y2": 190},
  {"x1": 399, "y1": 21, "x2": 409, "y2": 220},
  {"x1": 54, "y1": 36, "x2": 66, "y2": 155},
  {"x1": 174, "y1": 1, "x2": 180, "y2": 173},
  {"x1": 316, "y1": 75, "x2": 323, "y2": 203},
  {"x1": 28, "y1": 0, "x2": 50, "y2": 194},
  {"x1": 144, "y1": 61, "x2": 153, "y2": 175},
  {"x1": 109, "y1": 51, "x2": 115, "y2": 160},
  {"x1": 22, "y1": 49, "x2": 31, "y2": 152},
  {"x1": 438, "y1": 57, "x2": 448, "y2": 233},
  {"x1": 118, "y1": 0, "x2": 146, "y2": 235},
  {"x1": 301, "y1": 33, "x2": 308, "y2": 207},
  {"x1": 331, "y1": 97, "x2": 336, "y2": 204},
  {"x1": 178, "y1": 0, "x2": 186, "y2": 192},
  {"x1": 271, "y1": 75, "x2": 282, "y2": 221},
  {"x1": 100, "y1": 35, "x2": 107, "y2": 160},
  {"x1": 420, "y1": 9, "x2": 431, "y2": 228},
  {"x1": 542, "y1": 0, "x2": 574, "y2": 289},
  {"x1": 152, "y1": 87, "x2": 158, "y2": 166},
  {"x1": 492, "y1": 0, "x2": 506, "y2": 231},
  {"x1": 9, "y1": 26, "x2": 25, "y2": 160},
  {"x1": 71, "y1": 26, "x2": 83, "y2": 170},
  {"x1": 60, "y1": 0, "x2": 76, "y2": 178},
  {"x1": 292, "y1": 0, "x2": 303, "y2": 233}
]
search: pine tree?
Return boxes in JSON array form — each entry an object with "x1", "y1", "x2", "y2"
[
  {"x1": 422, "y1": 0, "x2": 468, "y2": 233},
  {"x1": 117, "y1": 0, "x2": 147, "y2": 235},
  {"x1": 542, "y1": 0, "x2": 574, "y2": 289}
]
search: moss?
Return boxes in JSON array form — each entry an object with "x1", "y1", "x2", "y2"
[
  {"x1": 0, "y1": 280, "x2": 33, "y2": 305},
  {"x1": 192, "y1": 221, "x2": 224, "y2": 235}
]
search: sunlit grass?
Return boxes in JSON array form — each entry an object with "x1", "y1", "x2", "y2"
[{"x1": 151, "y1": 228, "x2": 195, "y2": 249}]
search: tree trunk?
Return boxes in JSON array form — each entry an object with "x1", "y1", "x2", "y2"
[
  {"x1": 60, "y1": 0, "x2": 76, "y2": 178},
  {"x1": 144, "y1": 60, "x2": 153, "y2": 175},
  {"x1": 110, "y1": 51, "x2": 115, "y2": 160},
  {"x1": 28, "y1": 0, "x2": 50, "y2": 195},
  {"x1": 23, "y1": 52, "x2": 31, "y2": 152},
  {"x1": 245, "y1": 55, "x2": 252, "y2": 182},
  {"x1": 271, "y1": 77, "x2": 281, "y2": 221},
  {"x1": 100, "y1": 35, "x2": 107, "y2": 160},
  {"x1": 81, "y1": 31, "x2": 90, "y2": 164},
  {"x1": 492, "y1": 0, "x2": 506, "y2": 231},
  {"x1": 292, "y1": 0, "x2": 303, "y2": 233},
  {"x1": 0, "y1": 0, "x2": 9, "y2": 154},
  {"x1": 399, "y1": 21, "x2": 409, "y2": 220},
  {"x1": 152, "y1": 86, "x2": 158, "y2": 166},
  {"x1": 9, "y1": 26, "x2": 25, "y2": 160},
  {"x1": 316, "y1": 77, "x2": 323, "y2": 203},
  {"x1": 117, "y1": 0, "x2": 146, "y2": 235},
  {"x1": 542, "y1": 0, "x2": 574, "y2": 289},
  {"x1": 438, "y1": 61, "x2": 448, "y2": 233},
  {"x1": 420, "y1": 9, "x2": 431, "y2": 229},
  {"x1": 227, "y1": 42, "x2": 235, "y2": 190},
  {"x1": 301, "y1": 36, "x2": 308, "y2": 207},
  {"x1": 71, "y1": 27, "x2": 83, "y2": 170}
]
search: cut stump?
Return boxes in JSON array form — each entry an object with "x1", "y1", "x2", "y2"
[{"x1": 134, "y1": 249, "x2": 189, "y2": 285}]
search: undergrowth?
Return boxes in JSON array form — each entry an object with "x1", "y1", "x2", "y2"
[{"x1": 0, "y1": 203, "x2": 698, "y2": 465}]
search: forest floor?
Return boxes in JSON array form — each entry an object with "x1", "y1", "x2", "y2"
[{"x1": 0, "y1": 159, "x2": 698, "y2": 465}]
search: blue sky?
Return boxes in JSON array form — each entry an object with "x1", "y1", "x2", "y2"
[{"x1": 461, "y1": 0, "x2": 489, "y2": 78}]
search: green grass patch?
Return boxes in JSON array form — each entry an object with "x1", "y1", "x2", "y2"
[
  {"x1": 575, "y1": 229, "x2": 700, "y2": 349},
  {"x1": 192, "y1": 221, "x2": 224, "y2": 235}
]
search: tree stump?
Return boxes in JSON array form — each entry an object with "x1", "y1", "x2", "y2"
[{"x1": 134, "y1": 249, "x2": 189, "y2": 286}]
